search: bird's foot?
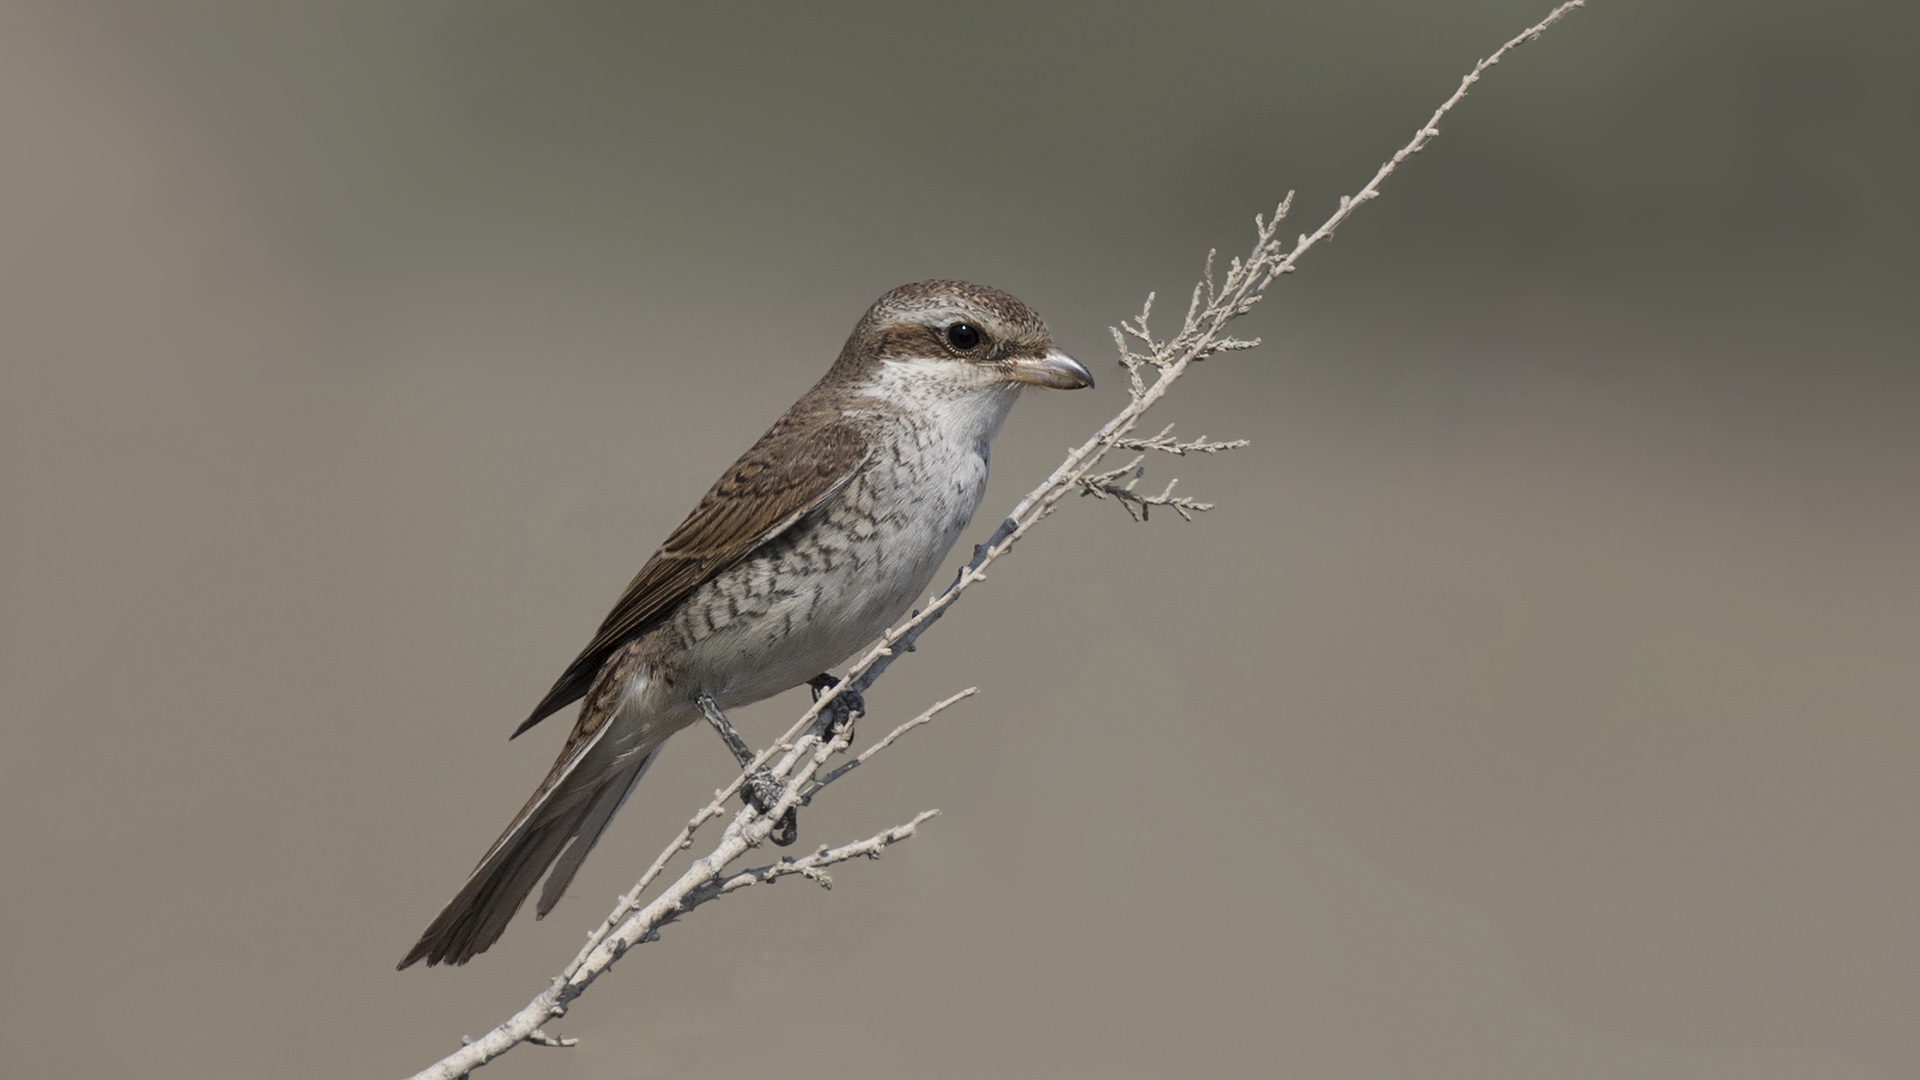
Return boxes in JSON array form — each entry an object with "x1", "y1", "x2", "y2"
[
  {"x1": 807, "y1": 673, "x2": 864, "y2": 743},
  {"x1": 743, "y1": 769, "x2": 799, "y2": 847},
  {"x1": 697, "y1": 689, "x2": 799, "y2": 846}
]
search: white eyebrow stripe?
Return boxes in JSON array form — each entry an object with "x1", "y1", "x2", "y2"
[{"x1": 879, "y1": 305, "x2": 987, "y2": 327}]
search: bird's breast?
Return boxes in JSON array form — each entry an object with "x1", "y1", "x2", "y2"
[{"x1": 663, "y1": 416, "x2": 993, "y2": 709}]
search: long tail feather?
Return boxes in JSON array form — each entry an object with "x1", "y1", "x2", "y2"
[
  {"x1": 398, "y1": 743, "x2": 657, "y2": 969},
  {"x1": 538, "y1": 745, "x2": 659, "y2": 918}
]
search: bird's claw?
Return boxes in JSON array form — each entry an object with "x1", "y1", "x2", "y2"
[
  {"x1": 742, "y1": 767, "x2": 798, "y2": 847},
  {"x1": 767, "y1": 806, "x2": 798, "y2": 846},
  {"x1": 807, "y1": 673, "x2": 864, "y2": 742}
]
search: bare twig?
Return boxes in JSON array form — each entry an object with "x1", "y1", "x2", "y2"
[
  {"x1": 404, "y1": 4, "x2": 1585, "y2": 1076},
  {"x1": 1077, "y1": 456, "x2": 1218, "y2": 522},
  {"x1": 1115, "y1": 423, "x2": 1251, "y2": 457},
  {"x1": 523, "y1": 1029, "x2": 575, "y2": 1049},
  {"x1": 698, "y1": 810, "x2": 943, "y2": 901},
  {"x1": 809, "y1": 688, "x2": 979, "y2": 793},
  {"x1": 407, "y1": 682, "x2": 957, "y2": 1080}
]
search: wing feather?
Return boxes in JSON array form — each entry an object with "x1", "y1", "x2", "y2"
[{"x1": 510, "y1": 415, "x2": 868, "y2": 738}]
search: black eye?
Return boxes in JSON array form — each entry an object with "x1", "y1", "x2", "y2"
[{"x1": 946, "y1": 323, "x2": 982, "y2": 351}]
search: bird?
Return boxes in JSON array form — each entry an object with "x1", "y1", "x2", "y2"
[{"x1": 399, "y1": 279, "x2": 1092, "y2": 968}]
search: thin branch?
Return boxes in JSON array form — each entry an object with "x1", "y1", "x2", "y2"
[
  {"x1": 1076, "y1": 455, "x2": 1218, "y2": 522},
  {"x1": 698, "y1": 810, "x2": 943, "y2": 901},
  {"x1": 523, "y1": 1030, "x2": 575, "y2": 1049},
  {"x1": 808, "y1": 688, "x2": 979, "y2": 793},
  {"x1": 404, "y1": 4, "x2": 1586, "y2": 1075},
  {"x1": 1115, "y1": 423, "x2": 1252, "y2": 457},
  {"x1": 407, "y1": 682, "x2": 952, "y2": 1080}
]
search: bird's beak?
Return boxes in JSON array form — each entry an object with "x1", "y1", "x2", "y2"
[{"x1": 1006, "y1": 348, "x2": 1095, "y2": 390}]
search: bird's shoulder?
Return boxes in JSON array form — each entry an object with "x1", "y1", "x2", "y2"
[
  {"x1": 660, "y1": 399, "x2": 871, "y2": 558},
  {"x1": 510, "y1": 397, "x2": 870, "y2": 737}
]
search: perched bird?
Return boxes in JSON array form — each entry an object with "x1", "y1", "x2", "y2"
[{"x1": 400, "y1": 280, "x2": 1092, "y2": 968}]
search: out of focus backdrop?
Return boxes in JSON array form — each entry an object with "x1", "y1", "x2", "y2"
[{"x1": 3, "y1": 2, "x2": 1915, "y2": 1077}]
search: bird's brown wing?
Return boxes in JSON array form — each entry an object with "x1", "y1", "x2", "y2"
[{"x1": 510, "y1": 415, "x2": 869, "y2": 738}]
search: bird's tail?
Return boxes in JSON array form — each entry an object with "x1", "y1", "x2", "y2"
[{"x1": 397, "y1": 743, "x2": 659, "y2": 969}]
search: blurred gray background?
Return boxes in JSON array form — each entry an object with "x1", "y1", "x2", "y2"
[{"x1": 3, "y1": 1, "x2": 1916, "y2": 1077}]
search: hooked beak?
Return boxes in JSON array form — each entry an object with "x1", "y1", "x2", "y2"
[{"x1": 1006, "y1": 347, "x2": 1095, "y2": 390}]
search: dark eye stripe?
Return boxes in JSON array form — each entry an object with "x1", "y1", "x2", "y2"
[{"x1": 873, "y1": 324, "x2": 952, "y2": 358}]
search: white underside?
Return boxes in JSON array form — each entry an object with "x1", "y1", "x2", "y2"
[{"x1": 606, "y1": 360, "x2": 1021, "y2": 754}]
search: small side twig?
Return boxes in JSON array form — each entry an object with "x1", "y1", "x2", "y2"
[
  {"x1": 524, "y1": 1030, "x2": 576, "y2": 1049},
  {"x1": 1115, "y1": 423, "x2": 1251, "y2": 457},
  {"x1": 809, "y1": 688, "x2": 979, "y2": 793},
  {"x1": 698, "y1": 810, "x2": 943, "y2": 900},
  {"x1": 1077, "y1": 455, "x2": 1218, "y2": 522}
]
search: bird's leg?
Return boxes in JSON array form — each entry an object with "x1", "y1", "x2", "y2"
[
  {"x1": 696, "y1": 689, "x2": 753, "y2": 766},
  {"x1": 695, "y1": 690, "x2": 797, "y2": 846},
  {"x1": 807, "y1": 673, "x2": 865, "y2": 743}
]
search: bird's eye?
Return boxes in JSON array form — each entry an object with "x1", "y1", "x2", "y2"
[{"x1": 946, "y1": 323, "x2": 982, "y2": 351}]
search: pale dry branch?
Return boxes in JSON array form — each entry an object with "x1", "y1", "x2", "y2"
[
  {"x1": 406, "y1": 678, "x2": 961, "y2": 1080},
  {"x1": 809, "y1": 688, "x2": 980, "y2": 793},
  {"x1": 405, "y1": 4, "x2": 1586, "y2": 1075},
  {"x1": 699, "y1": 810, "x2": 943, "y2": 901},
  {"x1": 522, "y1": 1029, "x2": 575, "y2": 1049},
  {"x1": 1115, "y1": 423, "x2": 1252, "y2": 457},
  {"x1": 1077, "y1": 457, "x2": 1217, "y2": 522}
]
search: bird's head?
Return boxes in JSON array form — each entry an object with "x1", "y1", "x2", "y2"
[{"x1": 832, "y1": 279, "x2": 1093, "y2": 398}]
